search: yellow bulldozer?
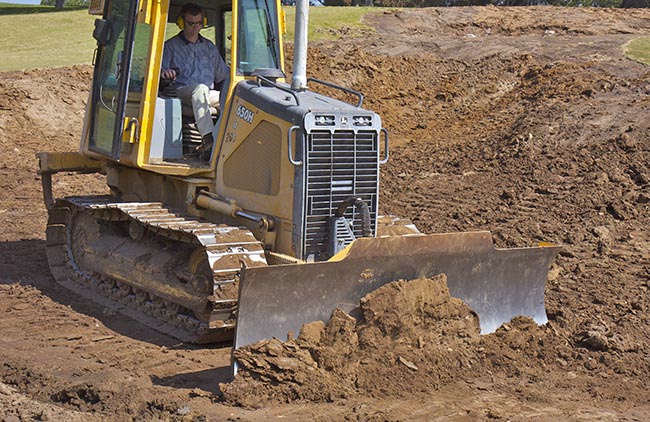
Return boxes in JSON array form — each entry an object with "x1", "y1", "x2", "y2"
[{"x1": 37, "y1": 0, "x2": 559, "y2": 354}]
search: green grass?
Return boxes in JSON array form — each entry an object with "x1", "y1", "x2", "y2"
[
  {"x1": 0, "y1": 4, "x2": 375, "y2": 72},
  {"x1": 0, "y1": 2, "x2": 85, "y2": 15},
  {"x1": 0, "y1": 8, "x2": 97, "y2": 71},
  {"x1": 282, "y1": 6, "x2": 375, "y2": 41},
  {"x1": 624, "y1": 36, "x2": 650, "y2": 66}
]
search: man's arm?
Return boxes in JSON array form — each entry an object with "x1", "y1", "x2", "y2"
[{"x1": 161, "y1": 40, "x2": 177, "y2": 80}]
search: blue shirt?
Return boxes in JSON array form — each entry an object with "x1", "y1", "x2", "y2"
[{"x1": 162, "y1": 32, "x2": 229, "y2": 89}]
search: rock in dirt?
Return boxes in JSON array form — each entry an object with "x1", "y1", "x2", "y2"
[{"x1": 579, "y1": 330, "x2": 610, "y2": 351}]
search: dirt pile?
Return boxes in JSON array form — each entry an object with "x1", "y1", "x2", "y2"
[{"x1": 222, "y1": 275, "x2": 549, "y2": 408}]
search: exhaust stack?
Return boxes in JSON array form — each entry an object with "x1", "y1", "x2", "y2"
[{"x1": 291, "y1": 0, "x2": 308, "y2": 91}]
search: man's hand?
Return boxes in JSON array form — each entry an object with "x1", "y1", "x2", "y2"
[{"x1": 162, "y1": 69, "x2": 177, "y2": 80}]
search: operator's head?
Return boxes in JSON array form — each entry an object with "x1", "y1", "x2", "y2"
[{"x1": 178, "y1": 3, "x2": 205, "y2": 34}]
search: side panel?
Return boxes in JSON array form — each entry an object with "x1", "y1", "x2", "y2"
[
  {"x1": 222, "y1": 121, "x2": 283, "y2": 196},
  {"x1": 215, "y1": 86, "x2": 298, "y2": 257}
]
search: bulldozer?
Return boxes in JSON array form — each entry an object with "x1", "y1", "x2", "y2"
[{"x1": 37, "y1": 0, "x2": 560, "y2": 352}]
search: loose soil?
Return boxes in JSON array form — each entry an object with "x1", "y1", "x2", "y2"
[{"x1": 1, "y1": 6, "x2": 649, "y2": 421}]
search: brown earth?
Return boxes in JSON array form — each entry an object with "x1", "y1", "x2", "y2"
[
  {"x1": 223, "y1": 275, "x2": 485, "y2": 407},
  {"x1": 1, "y1": 6, "x2": 649, "y2": 421}
]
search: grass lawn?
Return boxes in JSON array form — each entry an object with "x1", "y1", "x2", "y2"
[
  {"x1": 0, "y1": 2, "x2": 85, "y2": 14},
  {"x1": 0, "y1": 7, "x2": 96, "y2": 71},
  {"x1": 282, "y1": 6, "x2": 374, "y2": 41},
  {"x1": 624, "y1": 36, "x2": 650, "y2": 66},
  {"x1": 0, "y1": 3, "x2": 375, "y2": 72}
]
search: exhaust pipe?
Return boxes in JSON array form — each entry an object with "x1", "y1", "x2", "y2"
[{"x1": 291, "y1": 0, "x2": 308, "y2": 91}]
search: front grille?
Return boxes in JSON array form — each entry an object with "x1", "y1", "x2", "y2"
[{"x1": 303, "y1": 130, "x2": 379, "y2": 261}]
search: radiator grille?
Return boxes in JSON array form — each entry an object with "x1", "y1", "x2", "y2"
[{"x1": 303, "y1": 130, "x2": 379, "y2": 261}]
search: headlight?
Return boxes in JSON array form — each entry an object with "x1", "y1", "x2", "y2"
[
  {"x1": 353, "y1": 115, "x2": 372, "y2": 126},
  {"x1": 314, "y1": 115, "x2": 335, "y2": 126}
]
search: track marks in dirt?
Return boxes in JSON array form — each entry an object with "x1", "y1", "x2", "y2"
[{"x1": 0, "y1": 282, "x2": 233, "y2": 420}]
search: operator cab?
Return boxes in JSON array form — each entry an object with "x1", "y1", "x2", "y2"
[
  {"x1": 82, "y1": 0, "x2": 284, "y2": 173},
  {"x1": 152, "y1": 1, "x2": 233, "y2": 166}
]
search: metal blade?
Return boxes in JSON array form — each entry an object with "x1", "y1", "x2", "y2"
[{"x1": 234, "y1": 231, "x2": 560, "y2": 351}]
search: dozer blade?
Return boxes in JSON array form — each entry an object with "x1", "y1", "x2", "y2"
[{"x1": 234, "y1": 231, "x2": 560, "y2": 350}]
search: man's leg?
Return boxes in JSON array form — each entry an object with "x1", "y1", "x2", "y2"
[
  {"x1": 177, "y1": 84, "x2": 215, "y2": 160},
  {"x1": 177, "y1": 84, "x2": 214, "y2": 138},
  {"x1": 209, "y1": 90, "x2": 220, "y2": 110}
]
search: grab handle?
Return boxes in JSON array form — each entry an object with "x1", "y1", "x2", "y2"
[
  {"x1": 287, "y1": 126, "x2": 303, "y2": 166},
  {"x1": 379, "y1": 128, "x2": 389, "y2": 164}
]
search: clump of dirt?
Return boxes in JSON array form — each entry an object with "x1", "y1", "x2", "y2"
[{"x1": 222, "y1": 275, "x2": 486, "y2": 407}]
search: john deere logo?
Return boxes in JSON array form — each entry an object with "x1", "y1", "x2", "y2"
[{"x1": 236, "y1": 105, "x2": 255, "y2": 124}]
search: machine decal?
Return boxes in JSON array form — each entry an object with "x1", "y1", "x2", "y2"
[{"x1": 236, "y1": 105, "x2": 255, "y2": 124}]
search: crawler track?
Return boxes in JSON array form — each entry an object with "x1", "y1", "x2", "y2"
[{"x1": 45, "y1": 195, "x2": 267, "y2": 343}]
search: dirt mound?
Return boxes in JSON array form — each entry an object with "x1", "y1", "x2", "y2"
[
  {"x1": 365, "y1": 6, "x2": 650, "y2": 38},
  {"x1": 222, "y1": 275, "x2": 544, "y2": 407}
]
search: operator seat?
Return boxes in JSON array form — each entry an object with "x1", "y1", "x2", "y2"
[{"x1": 158, "y1": 80, "x2": 221, "y2": 155}]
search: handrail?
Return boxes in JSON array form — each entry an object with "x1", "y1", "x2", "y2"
[
  {"x1": 379, "y1": 128, "x2": 389, "y2": 164},
  {"x1": 256, "y1": 75, "x2": 300, "y2": 106},
  {"x1": 307, "y1": 77, "x2": 364, "y2": 108},
  {"x1": 287, "y1": 126, "x2": 303, "y2": 166}
]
